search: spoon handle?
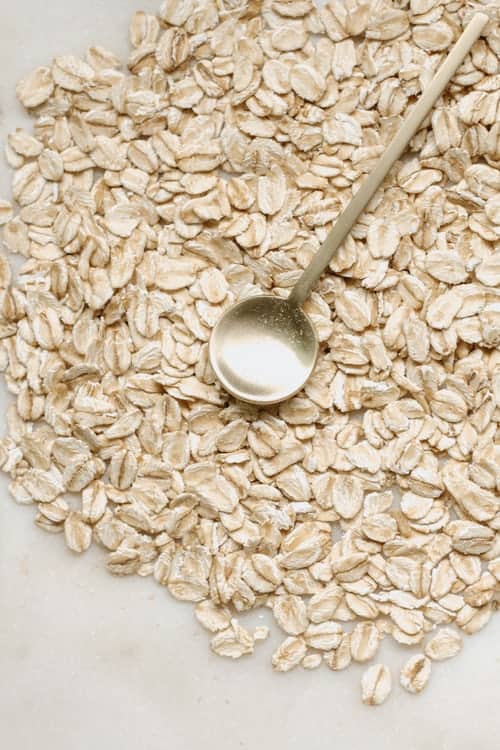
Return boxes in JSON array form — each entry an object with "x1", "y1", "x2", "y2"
[{"x1": 288, "y1": 12, "x2": 489, "y2": 307}]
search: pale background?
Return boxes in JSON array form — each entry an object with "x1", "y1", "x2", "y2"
[{"x1": 0, "y1": 2, "x2": 498, "y2": 749}]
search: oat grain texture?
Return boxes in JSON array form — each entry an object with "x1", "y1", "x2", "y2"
[{"x1": 1, "y1": 0, "x2": 500, "y2": 704}]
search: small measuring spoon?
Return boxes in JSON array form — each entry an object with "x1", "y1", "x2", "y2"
[{"x1": 209, "y1": 13, "x2": 489, "y2": 405}]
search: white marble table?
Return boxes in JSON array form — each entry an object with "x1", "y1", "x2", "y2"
[{"x1": 0, "y1": 2, "x2": 498, "y2": 748}]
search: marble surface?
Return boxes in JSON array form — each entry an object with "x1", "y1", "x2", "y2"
[{"x1": 0, "y1": 2, "x2": 499, "y2": 749}]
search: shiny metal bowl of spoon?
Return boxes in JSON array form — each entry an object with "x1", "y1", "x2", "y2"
[{"x1": 209, "y1": 13, "x2": 489, "y2": 406}]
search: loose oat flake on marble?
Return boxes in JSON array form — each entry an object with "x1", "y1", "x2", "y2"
[{"x1": 1, "y1": 0, "x2": 500, "y2": 707}]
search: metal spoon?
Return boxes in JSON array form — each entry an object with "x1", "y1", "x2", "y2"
[{"x1": 209, "y1": 13, "x2": 488, "y2": 405}]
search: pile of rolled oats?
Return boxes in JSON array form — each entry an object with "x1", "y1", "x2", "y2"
[{"x1": 1, "y1": 0, "x2": 500, "y2": 705}]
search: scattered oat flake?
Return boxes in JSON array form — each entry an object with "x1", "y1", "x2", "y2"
[
  {"x1": 400, "y1": 654, "x2": 431, "y2": 694},
  {"x1": 424, "y1": 629, "x2": 463, "y2": 661},
  {"x1": 211, "y1": 619, "x2": 254, "y2": 659},
  {"x1": 0, "y1": 201, "x2": 14, "y2": 225},
  {"x1": 272, "y1": 637, "x2": 307, "y2": 673},
  {"x1": 361, "y1": 664, "x2": 392, "y2": 706}
]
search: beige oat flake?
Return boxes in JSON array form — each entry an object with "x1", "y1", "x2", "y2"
[
  {"x1": 425, "y1": 628, "x2": 463, "y2": 661},
  {"x1": 400, "y1": 654, "x2": 431, "y2": 695},
  {"x1": 361, "y1": 664, "x2": 392, "y2": 706}
]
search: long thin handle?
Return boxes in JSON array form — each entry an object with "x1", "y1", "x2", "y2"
[{"x1": 288, "y1": 12, "x2": 489, "y2": 307}]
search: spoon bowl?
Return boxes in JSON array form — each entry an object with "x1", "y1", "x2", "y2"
[{"x1": 209, "y1": 295, "x2": 318, "y2": 405}]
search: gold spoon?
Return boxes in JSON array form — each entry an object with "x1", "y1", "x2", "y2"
[{"x1": 209, "y1": 13, "x2": 489, "y2": 406}]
